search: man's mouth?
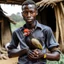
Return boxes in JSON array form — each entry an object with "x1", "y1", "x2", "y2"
[
  {"x1": 27, "y1": 17, "x2": 33, "y2": 21},
  {"x1": 27, "y1": 18, "x2": 32, "y2": 20}
]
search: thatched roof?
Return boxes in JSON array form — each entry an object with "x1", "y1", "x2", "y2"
[
  {"x1": 0, "y1": 6, "x2": 16, "y2": 24},
  {"x1": 0, "y1": 0, "x2": 41, "y2": 5},
  {"x1": 36, "y1": 0, "x2": 64, "y2": 9},
  {"x1": 0, "y1": 0, "x2": 63, "y2": 5}
]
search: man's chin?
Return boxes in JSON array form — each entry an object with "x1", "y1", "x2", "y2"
[{"x1": 27, "y1": 20, "x2": 33, "y2": 24}]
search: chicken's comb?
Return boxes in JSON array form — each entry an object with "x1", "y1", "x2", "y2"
[{"x1": 24, "y1": 28, "x2": 30, "y2": 33}]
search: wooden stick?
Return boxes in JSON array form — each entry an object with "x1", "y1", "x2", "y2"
[
  {"x1": 57, "y1": 4, "x2": 63, "y2": 44},
  {"x1": 60, "y1": 2, "x2": 64, "y2": 15},
  {"x1": 54, "y1": 6, "x2": 59, "y2": 43}
]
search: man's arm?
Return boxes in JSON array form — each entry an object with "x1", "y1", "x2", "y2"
[
  {"x1": 6, "y1": 31, "x2": 28, "y2": 58},
  {"x1": 8, "y1": 48, "x2": 28, "y2": 58},
  {"x1": 27, "y1": 47, "x2": 60, "y2": 61},
  {"x1": 43, "y1": 27, "x2": 60, "y2": 61},
  {"x1": 45, "y1": 48, "x2": 60, "y2": 61},
  {"x1": 28, "y1": 27, "x2": 61, "y2": 61}
]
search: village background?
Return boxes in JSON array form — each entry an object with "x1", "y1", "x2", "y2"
[{"x1": 0, "y1": 4, "x2": 64, "y2": 64}]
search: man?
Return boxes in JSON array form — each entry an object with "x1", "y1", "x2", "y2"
[{"x1": 6, "y1": 0, "x2": 60, "y2": 64}]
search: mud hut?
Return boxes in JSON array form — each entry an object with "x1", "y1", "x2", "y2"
[
  {"x1": 0, "y1": 6, "x2": 16, "y2": 48},
  {"x1": 0, "y1": 0, "x2": 64, "y2": 52},
  {"x1": 36, "y1": 0, "x2": 64, "y2": 52}
]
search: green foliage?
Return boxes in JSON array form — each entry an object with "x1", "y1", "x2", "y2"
[
  {"x1": 11, "y1": 21, "x2": 25, "y2": 32},
  {"x1": 47, "y1": 53, "x2": 64, "y2": 64},
  {"x1": 9, "y1": 13, "x2": 23, "y2": 22}
]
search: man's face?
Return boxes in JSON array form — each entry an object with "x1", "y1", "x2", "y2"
[{"x1": 22, "y1": 4, "x2": 38, "y2": 24}]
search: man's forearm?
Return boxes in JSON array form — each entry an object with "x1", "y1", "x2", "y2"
[
  {"x1": 8, "y1": 49, "x2": 28, "y2": 58},
  {"x1": 43, "y1": 52, "x2": 60, "y2": 61}
]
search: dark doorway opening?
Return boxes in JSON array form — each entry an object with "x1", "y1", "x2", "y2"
[
  {"x1": 0, "y1": 23, "x2": 1, "y2": 40},
  {"x1": 0, "y1": 23, "x2": 1, "y2": 45},
  {"x1": 39, "y1": 6, "x2": 56, "y2": 32},
  {"x1": 0, "y1": 22, "x2": 2, "y2": 46}
]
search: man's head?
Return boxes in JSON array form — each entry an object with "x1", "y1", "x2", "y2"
[
  {"x1": 22, "y1": 0, "x2": 38, "y2": 24},
  {"x1": 22, "y1": 0, "x2": 37, "y2": 10}
]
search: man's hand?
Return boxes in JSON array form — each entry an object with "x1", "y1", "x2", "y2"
[{"x1": 28, "y1": 49, "x2": 43, "y2": 60}]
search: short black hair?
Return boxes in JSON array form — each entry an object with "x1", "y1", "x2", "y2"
[{"x1": 22, "y1": 0, "x2": 37, "y2": 9}]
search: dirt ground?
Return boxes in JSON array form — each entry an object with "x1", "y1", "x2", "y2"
[{"x1": 0, "y1": 57, "x2": 18, "y2": 64}]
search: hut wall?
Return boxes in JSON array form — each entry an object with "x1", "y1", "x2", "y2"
[
  {"x1": 1, "y1": 19, "x2": 12, "y2": 47},
  {"x1": 54, "y1": 2, "x2": 64, "y2": 52}
]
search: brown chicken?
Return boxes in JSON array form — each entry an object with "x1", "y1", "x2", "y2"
[{"x1": 24, "y1": 29, "x2": 43, "y2": 50}]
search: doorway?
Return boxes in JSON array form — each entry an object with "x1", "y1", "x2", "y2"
[
  {"x1": 39, "y1": 6, "x2": 56, "y2": 32},
  {"x1": 0, "y1": 22, "x2": 2, "y2": 46}
]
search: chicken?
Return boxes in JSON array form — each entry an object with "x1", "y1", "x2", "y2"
[{"x1": 23, "y1": 29, "x2": 43, "y2": 50}]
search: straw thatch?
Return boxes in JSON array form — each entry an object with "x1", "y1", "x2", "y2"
[
  {"x1": 0, "y1": 0, "x2": 63, "y2": 5},
  {"x1": 0, "y1": 0, "x2": 41, "y2": 5},
  {"x1": 36, "y1": 0, "x2": 64, "y2": 8}
]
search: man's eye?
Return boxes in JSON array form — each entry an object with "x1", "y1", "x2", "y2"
[
  {"x1": 30, "y1": 11, "x2": 34, "y2": 14},
  {"x1": 23, "y1": 11, "x2": 28, "y2": 14}
]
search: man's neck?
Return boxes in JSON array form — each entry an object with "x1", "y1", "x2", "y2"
[{"x1": 26, "y1": 21, "x2": 36, "y2": 29}]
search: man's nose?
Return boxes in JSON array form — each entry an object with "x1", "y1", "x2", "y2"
[{"x1": 27, "y1": 12, "x2": 31, "y2": 17}]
